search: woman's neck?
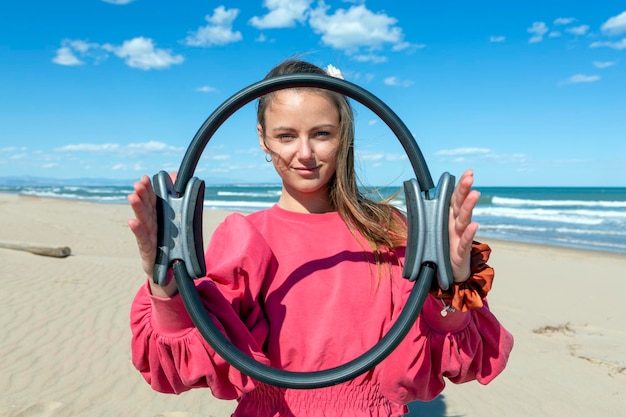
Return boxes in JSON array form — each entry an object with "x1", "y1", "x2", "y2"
[{"x1": 277, "y1": 186, "x2": 334, "y2": 214}]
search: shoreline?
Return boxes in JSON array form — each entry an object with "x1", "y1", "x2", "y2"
[
  {"x1": 1, "y1": 192, "x2": 625, "y2": 417},
  {"x1": 477, "y1": 235, "x2": 626, "y2": 260},
  {"x1": 2, "y1": 192, "x2": 625, "y2": 257}
]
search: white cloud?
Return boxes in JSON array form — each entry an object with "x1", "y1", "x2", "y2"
[
  {"x1": 208, "y1": 162, "x2": 266, "y2": 175},
  {"x1": 355, "y1": 150, "x2": 406, "y2": 163},
  {"x1": 548, "y1": 31, "x2": 562, "y2": 38},
  {"x1": 57, "y1": 143, "x2": 121, "y2": 152},
  {"x1": 357, "y1": 152, "x2": 384, "y2": 162},
  {"x1": 197, "y1": 86, "x2": 218, "y2": 93},
  {"x1": 245, "y1": 1, "x2": 419, "y2": 60},
  {"x1": 55, "y1": 141, "x2": 184, "y2": 156},
  {"x1": 436, "y1": 148, "x2": 491, "y2": 157},
  {"x1": 185, "y1": 6, "x2": 243, "y2": 47},
  {"x1": 249, "y1": 0, "x2": 312, "y2": 28},
  {"x1": 52, "y1": 47, "x2": 82, "y2": 66},
  {"x1": 352, "y1": 54, "x2": 387, "y2": 63},
  {"x1": 1, "y1": 146, "x2": 27, "y2": 153},
  {"x1": 54, "y1": 37, "x2": 183, "y2": 70},
  {"x1": 235, "y1": 147, "x2": 265, "y2": 155},
  {"x1": 559, "y1": 74, "x2": 601, "y2": 85},
  {"x1": 554, "y1": 17, "x2": 576, "y2": 25},
  {"x1": 103, "y1": 37, "x2": 184, "y2": 70},
  {"x1": 527, "y1": 21, "x2": 548, "y2": 43},
  {"x1": 435, "y1": 148, "x2": 527, "y2": 165},
  {"x1": 565, "y1": 25, "x2": 589, "y2": 36},
  {"x1": 590, "y1": 38, "x2": 626, "y2": 50},
  {"x1": 601, "y1": 11, "x2": 626, "y2": 35},
  {"x1": 392, "y1": 41, "x2": 424, "y2": 52},
  {"x1": 111, "y1": 162, "x2": 146, "y2": 172},
  {"x1": 52, "y1": 39, "x2": 103, "y2": 66},
  {"x1": 125, "y1": 141, "x2": 184, "y2": 155},
  {"x1": 384, "y1": 153, "x2": 408, "y2": 162},
  {"x1": 308, "y1": 2, "x2": 411, "y2": 59},
  {"x1": 70, "y1": 40, "x2": 99, "y2": 54},
  {"x1": 383, "y1": 76, "x2": 413, "y2": 87},
  {"x1": 490, "y1": 36, "x2": 506, "y2": 43},
  {"x1": 101, "y1": 0, "x2": 134, "y2": 4},
  {"x1": 593, "y1": 61, "x2": 616, "y2": 69}
]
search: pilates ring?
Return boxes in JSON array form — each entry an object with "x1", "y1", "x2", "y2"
[{"x1": 152, "y1": 73, "x2": 456, "y2": 389}]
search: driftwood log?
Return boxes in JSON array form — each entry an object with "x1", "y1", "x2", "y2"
[{"x1": 0, "y1": 240, "x2": 71, "y2": 258}]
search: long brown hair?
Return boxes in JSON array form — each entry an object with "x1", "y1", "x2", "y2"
[{"x1": 257, "y1": 59, "x2": 407, "y2": 254}]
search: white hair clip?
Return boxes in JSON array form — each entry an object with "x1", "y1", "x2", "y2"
[{"x1": 325, "y1": 64, "x2": 344, "y2": 80}]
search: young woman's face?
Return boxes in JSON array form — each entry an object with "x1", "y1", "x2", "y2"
[{"x1": 258, "y1": 89, "x2": 340, "y2": 212}]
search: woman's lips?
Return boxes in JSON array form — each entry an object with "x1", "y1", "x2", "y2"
[{"x1": 294, "y1": 166, "x2": 319, "y2": 175}]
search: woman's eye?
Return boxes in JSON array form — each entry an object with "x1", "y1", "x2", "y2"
[{"x1": 314, "y1": 131, "x2": 331, "y2": 138}]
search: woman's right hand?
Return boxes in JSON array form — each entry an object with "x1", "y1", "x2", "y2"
[
  {"x1": 128, "y1": 174, "x2": 179, "y2": 297},
  {"x1": 128, "y1": 175, "x2": 159, "y2": 278}
]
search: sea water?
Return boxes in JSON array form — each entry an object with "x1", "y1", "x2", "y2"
[
  {"x1": 2, "y1": 183, "x2": 625, "y2": 254},
  {"x1": 473, "y1": 187, "x2": 626, "y2": 254}
]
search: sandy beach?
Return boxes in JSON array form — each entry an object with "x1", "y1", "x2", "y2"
[{"x1": 1, "y1": 192, "x2": 625, "y2": 417}]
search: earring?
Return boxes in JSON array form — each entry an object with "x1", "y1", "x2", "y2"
[{"x1": 265, "y1": 153, "x2": 272, "y2": 162}]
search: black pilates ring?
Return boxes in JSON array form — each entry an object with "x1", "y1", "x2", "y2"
[{"x1": 152, "y1": 73, "x2": 456, "y2": 389}]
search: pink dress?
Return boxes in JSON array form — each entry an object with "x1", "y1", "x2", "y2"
[{"x1": 130, "y1": 205, "x2": 514, "y2": 416}]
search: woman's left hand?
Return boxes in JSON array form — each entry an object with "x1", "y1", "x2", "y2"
[{"x1": 448, "y1": 169, "x2": 481, "y2": 283}]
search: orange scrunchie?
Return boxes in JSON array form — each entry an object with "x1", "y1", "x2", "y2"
[{"x1": 430, "y1": 241, "x2": 494, "y2": 312}]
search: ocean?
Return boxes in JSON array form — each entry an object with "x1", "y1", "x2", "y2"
[{"x1": 2, "y1": 182, "x2": 625, "y2": 255}]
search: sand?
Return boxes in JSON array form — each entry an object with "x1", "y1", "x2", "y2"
[{"x1": 1, "y1": 192, "x2": 625, "y2": 417}]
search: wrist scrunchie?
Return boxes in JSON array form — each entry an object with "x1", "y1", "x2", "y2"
[{"x1": 430, "y1": 241, "x2": 494, "y2": 312}]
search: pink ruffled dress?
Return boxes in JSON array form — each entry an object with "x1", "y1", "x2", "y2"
[{"x1": 130, "y1": 205, "x2": 513, "y2": 416}]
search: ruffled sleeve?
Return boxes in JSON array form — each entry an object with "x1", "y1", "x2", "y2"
[
  {"x1": 379, "y1": 242, "x2": 514, "y2": 405},
  {"x1": 130, "y1": 213, "x2": 273, "y2": 399}
]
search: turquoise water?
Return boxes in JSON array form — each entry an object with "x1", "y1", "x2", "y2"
[
  {"x1": 2, "y1": 182, "x2": 625, "y2": 254},
  {"x1": 472, "y1": 187, "x2": 626, "y2": 254}
]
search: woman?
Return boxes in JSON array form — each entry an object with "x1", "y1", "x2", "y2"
[{"x1": 128, "y1": 59, "x2": 513, "y2": 417}]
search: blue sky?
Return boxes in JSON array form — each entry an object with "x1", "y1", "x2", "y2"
[{"x1": 1, "y1": 0, "x2": 625, "y2": 187}]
